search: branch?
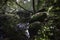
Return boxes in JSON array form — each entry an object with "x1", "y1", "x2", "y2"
[
  {"x1": 32, "y1": 0, "x2": 36, "y2": 14},
  {"x1": 15, "y1": 1, "x2": 33, "y2": 13}
]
